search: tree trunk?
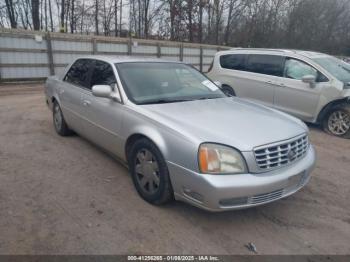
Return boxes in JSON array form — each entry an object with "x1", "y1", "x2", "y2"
[
  {"x1": 95, "y1": 0, "x2": 99, "y2": 35},
  {"x1": 188, "y1": 0, "x2": 193, "y2": 42},
  {"x1": 119, "y1": 0, "x2": 122, "y2": 36},
  {"x1": 199, "y1": 0, "x2": 203, "y2": 43},
  {"x1": 48, "y1": 0, "x2": 54, "y2": 31},
  {"x1": 45, "y1": 0, "x2": 48, "y2": 31},
  {"x1": 5, "y1": 0, "x2": 17, "y2": 28},
  {"x1": 114, "y1": 0, "x2": 118, "y2": 36},
  {"x1": 32, "y1": 0, "x2": 40, "y2": 30},
  {"x1": 144, "y1": 0, "x2": 150, "y2": 38},
  {"x1": 70, "y1": 0, "x2": 74, "y2": 33},
  {"x1": 60, "y1": 0, "x2": 65, "y2": 32}
]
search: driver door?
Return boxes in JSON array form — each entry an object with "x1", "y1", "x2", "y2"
[{"x1": 81, "y1": 60, "x2": 125, "y2": 158}]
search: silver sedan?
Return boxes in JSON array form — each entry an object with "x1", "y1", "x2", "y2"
[{"x1": 45, "y1": 56, "x2": 316, "y2": 211}]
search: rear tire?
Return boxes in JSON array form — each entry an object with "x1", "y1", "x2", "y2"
[
  {"x1": 221, "y1": 85, "x2": 236, "y2": 97},
  {"x1": 53, "y1": 101, "x2": 72, "y2": 136},
  {"x1": 128, "y1": 138, "x2": 174, "y2": 205},
  {"x1": 322, "y1": 103, "x2": 350, "y2": 139}
]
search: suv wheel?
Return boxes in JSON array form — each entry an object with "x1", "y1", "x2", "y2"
[
  {"x1": 53, "y1": 101, "x2": 72, "y2": 136},
  {"x1": 128, "y1": 138, "x2": 174, "y2": 205},
  {"x1": 323, "y1": 103, "x2": 350, "y2": 138}
]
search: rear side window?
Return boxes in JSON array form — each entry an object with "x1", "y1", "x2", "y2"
[
  {"x1": 245, "y1": 55, "x2": 284, "y2": 77},
  {"x1": 90, "y1": 60, "x2": 117, "y2": 88},
  {"x1": 220, "y1": 54, "x2": 246, "y2": 71},
  {"x1": 64, "y1": 59, "x2": 93, "y2": 88}
]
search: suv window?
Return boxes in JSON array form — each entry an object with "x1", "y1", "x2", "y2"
[
  {"x1": 220, "y1": 54, "x2": 246, "y2": 71},
  {"x1": 284, "y1": 58, "x2": 328, "y2": 82},
  {"x1": 64, "y1": 59, "x2": 93, "y2": 88},
  {"x1": 245, "y1": 55, "x2": 284, "y2": 77},
  {"x1": 90, "y1": 60, "x2": 117, "y2": 88}
]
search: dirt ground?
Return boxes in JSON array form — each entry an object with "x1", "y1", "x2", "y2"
[{"x1": 0, "y1": 84, "x2": 349, "y2": 255}]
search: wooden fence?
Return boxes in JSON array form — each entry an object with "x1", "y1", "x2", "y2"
[{"x1": 0, "y1": 28, "x2": 230, "y2": 82}]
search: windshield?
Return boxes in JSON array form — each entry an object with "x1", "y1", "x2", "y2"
[
  {"x1": 115, "y1": 62, "x2": 226, "y2": 104},
  {"x1": 312, "y1": 56, "x2": 350, "y2": 84}
]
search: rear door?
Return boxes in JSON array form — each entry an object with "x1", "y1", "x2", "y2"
[
  {"x1": 273, "y1": 57, "x2": 327, "y2": 121},
  {"x1": 80, "y1": 60, "x2": 125, "y2": 157},
  {"x1": 217, "y1": 54, "x2": 284, "y2": 108},
  {"x1": 60, "y1": 59, "x2": 94, "y2": 135}
]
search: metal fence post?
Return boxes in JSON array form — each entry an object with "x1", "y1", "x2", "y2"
[
  {"x1": 127, "y1": 39, "x2": 132, "y2": 55},
  {"x1": 199, "y1": 46, "x2": 203, "y2": 72},
  {"x1": 46, "y1": 32, "x2": 55, "y2": 76},
  {"x1": 157, "y1": 43, "x2": 161, "y2": 58},
  {"x1": 179, "y1": 43, "x2": 184, "y2": 62},
  {"x1": 92, "y1": 38, "x2": 97, "y2": 54}
]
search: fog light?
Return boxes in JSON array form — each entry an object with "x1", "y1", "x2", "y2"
[{"x1": 183, "y1": 187, "x2": 203, "y2": 203}]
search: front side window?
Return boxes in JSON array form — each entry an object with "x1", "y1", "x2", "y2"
[
  {"x1": 115, "y1": 62, "x2": 226, "y2": 104},
  {"x1": 90, "y1": 60, "x2": 117, "y2": 88},
  {"x1": 284, "y1": 58, "x2": 328, "y2": 82},
  {"x1": 64, "y1": 59, "x2": 93, "y2": 88},
  {"x1": 245, "y1": 55, "x2": 284, "y2": 77},
  {"x1": 220, "y1": 54, "x2": 246, "y2": 71}
]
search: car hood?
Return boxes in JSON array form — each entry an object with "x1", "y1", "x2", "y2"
[{"x1": 140, "y1": 97, "x2": 308, "y2": 151}]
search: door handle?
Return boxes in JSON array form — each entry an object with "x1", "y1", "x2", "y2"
[
  {"x1": 82, "y1": 100, "x2": 91, "y2": 106},
  {"x1": 266, "y1": 81, "x2": 285, "y2": 87},
  {"x1": 59, "y1": 89, "x2": 65, "y2": 94}
]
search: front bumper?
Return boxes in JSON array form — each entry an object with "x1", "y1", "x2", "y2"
[{"x1": 168, "y1": 146, "x2": 316, "y2": 212}]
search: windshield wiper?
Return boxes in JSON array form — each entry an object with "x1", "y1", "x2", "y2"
[{"x1": 139, "y1": 98, "x2": 194, "y2": 105}]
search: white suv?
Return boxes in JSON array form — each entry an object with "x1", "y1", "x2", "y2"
[{"x1": 207, "y1": 49, "x2": 350, "y2": 138}]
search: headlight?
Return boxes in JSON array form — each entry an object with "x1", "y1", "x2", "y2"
[{"x1": 198, "y1": 143, "x2": 247, "y2": 174}]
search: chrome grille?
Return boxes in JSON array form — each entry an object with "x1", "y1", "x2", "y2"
[
  {"x1": 254, "y1": 135, "x2": 309, "y2": 171},
  {"x1": 250, "y1": 189, "x2": 284, "y2": 204}
]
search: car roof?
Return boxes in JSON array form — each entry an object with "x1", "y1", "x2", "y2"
[
  {"x1": 223, "y1": 48, "x2": 330, "y2": 59},
  {"x1": 75, "y1": 55, "x2": 183, "y2": 64}
]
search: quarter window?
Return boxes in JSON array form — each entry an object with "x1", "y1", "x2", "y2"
[
  {"x1": 90, "y1": 60, "x2": 117, "y2": 88},
  {"x1": 64, "y1": 59, "x2": 93, "y2": 88},
  {"x1": 245, "y1": 55, "x2": 284, "y2": 77},
  {"x1": 220, "y1": 54, "x2": 246, "y2": 71}
]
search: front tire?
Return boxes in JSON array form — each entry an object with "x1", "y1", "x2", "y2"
[
  {"x1": 128, "y1": 138, "x2": 174, "y2": 205},
  {"x1": 53, "y1": 101, "x2": 72, "y2": 136},
  {"x1": 323, "y1": 103, "x2": 350, "y2": 138}
]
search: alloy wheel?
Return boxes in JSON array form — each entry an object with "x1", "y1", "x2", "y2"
[{"x1": 328, "y1": 110, "x2": 350, "y2": 136}]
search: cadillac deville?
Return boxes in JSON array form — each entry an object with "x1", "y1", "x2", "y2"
[{"x1": 45, "y1": 56, "x2": 316, "y2": 211}]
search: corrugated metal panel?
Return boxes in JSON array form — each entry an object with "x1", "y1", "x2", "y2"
[
  {"x1": 52, "y1": 40, "x2": 92, "y2": 51},
  {"x1": 132, "y1": 44, "x2": 157, "y2": 54},
  {"x1": 160, "y1": 56, "x2": 180, "y2": 62},
  {"x1": 203, "y1": 56, "x2": 214, "y2": 64},
  {"x1": 203, "y1": 48, "x2": 218, "y2": 56},
  {"x1": 0, "y1": 51, "x2": 48, "y2": 64},
  {"x1": 54, "y1": 66, "x2": 67, "y2": 77},
  {"x1": 183, "y1": 56, "x2": 200, "y2": 64},
  {"x1": 97, "y1": 42, "x2": 128, "y2": 53},
  {"x1": 1, "y1": 67, "x2": 49, "y2": 78},
  {"x1": 161, "y1": 46, "x2": 180, "y2": 55},
  {"x1": 202, "y1": 65, "x2": 210, "y2": 72},
  {"x1": 53, "y1": 53, "x2": 81, "y2": 64},
  {"x1": 183, "y1": 47, "x2": 200, "y2": 55},
  {"x1": 0, "y1": 36, "x2": 47, "y2": 49}
]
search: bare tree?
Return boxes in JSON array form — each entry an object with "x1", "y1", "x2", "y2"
[
  {"x1": 5, "y1": 0, "x2": 17, "y2": 28},
  {"x1": 31, "y1": 0, "x2": 40, "y2": 30}
]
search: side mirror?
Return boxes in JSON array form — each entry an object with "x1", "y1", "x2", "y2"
[
  {"x1": 302, "y1": 75, "x2": 316, "y2": 87},
  {"x1": 214, "y1": 81, "x2": 222, "y2": 88},
  {"x1": 92, "y1": 85, "x2": 121, "y2": 102}
]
